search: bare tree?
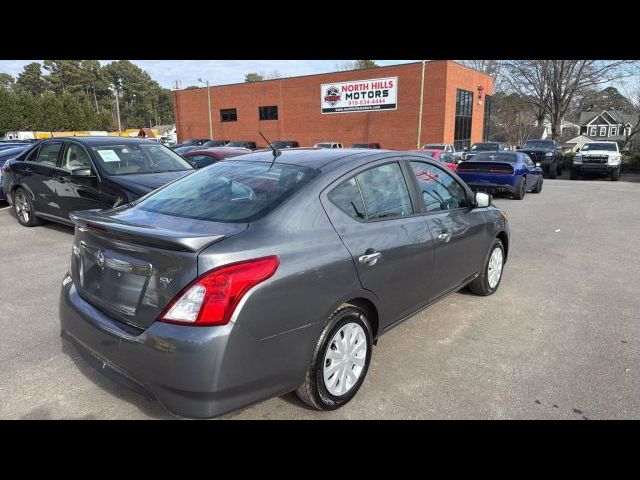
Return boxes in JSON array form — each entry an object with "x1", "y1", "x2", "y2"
[
  {"x1": 490, "y1": 93, "x2": 538, "y2": 147},
  {"x1": 336, "y1": 60, "x2": 379, "y2": 71},
  {"x1": 264, "y1": 70, "x2": 283, "y2": 80},
  {"x1": 458, "y1": 60, "x2": 505, "y2": 91},
  {"x1": 504, "y1": 60, "x2": 638, "y2": 141},
  {"x1": 503, "y1": 61, "x2": 551, "y2": 126}
]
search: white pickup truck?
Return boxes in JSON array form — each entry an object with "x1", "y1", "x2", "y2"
[{"x1": 571, "y1": 141, "x2": 622, "y2": 181}]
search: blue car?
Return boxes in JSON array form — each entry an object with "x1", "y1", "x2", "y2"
[
  {"x1": 456, "y1": 151, "x2": 543, "y2": 200},
  {"x1": 0, "y1": 145, "x2": 31, "y2": 201}
]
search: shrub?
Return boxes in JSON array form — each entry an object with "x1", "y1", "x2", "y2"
[
  {"x1": 622, "y1": 153, "x2": 640, "y2": 171},
  {"x1": 563, "y1": 153, "x2": 575, "y2": 169}
]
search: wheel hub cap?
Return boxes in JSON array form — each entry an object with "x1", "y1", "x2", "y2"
[
  {"x1": 487, "y1": 247, "x2": 503, "y2": 289},
  {"x1": 323, "y1": 322, "x2": 367, "y2": 397}
]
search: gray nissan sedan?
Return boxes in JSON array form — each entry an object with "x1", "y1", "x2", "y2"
[{"x1": 59, "y1": 148, "x2": 510, "y2": 418}]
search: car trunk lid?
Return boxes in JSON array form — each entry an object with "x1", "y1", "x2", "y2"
[
  {"x1": 457, "y1": 161, "x2": 514, "y2": 174},
  {"x1": 69, "y1": 208, "x2": 247, "y2": 330}
]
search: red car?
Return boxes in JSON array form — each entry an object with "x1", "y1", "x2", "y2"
[
  {"x1": 182, "y1": 147, "x2": 252, "y2": 168},
  {"x1": 415, "y1": 149, "x2": 459, "y2": 172}
]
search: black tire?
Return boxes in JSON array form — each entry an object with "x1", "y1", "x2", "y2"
[
  {"x1": 611, "y1": 167, "x2": 620, "y2": 181},
  {"x1": 512, "y1": 177, "x2": 526, "y2": 200},
  {"x1": 296, "y1": 304, "x2": 373, "y2": 411},
  {"x1": 548, "y1": 163, "x2": 557, "y2": 179},
  {"x1": 531, "y1": 176, "x2": 543, "y2": 193},
  {"x1": 12, "y1": 188, "x2": 41, "y2": 227},
  {"x1": 570, "y1": 169, "x2": 579, "y2": 180},
  {"x1": 468, "y1": 238, "x2": 505, "y2": 296}
]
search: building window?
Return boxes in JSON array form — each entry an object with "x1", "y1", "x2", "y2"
[
  {"x1": 259, "y1": 106, "x2": 278, "y2": 121},
  {"x1": 483, "y1": 94, "x2": 492, "y2": 141},
  {"x1": 611, "y1": 126, "x2": 618, "y2": 136},
  {"x1": 589, "y1": 126, "x2": 597, "y2": 137},
  {"x1": 599, "y1": 126, "x2": 607, "y2": 137},
  {"x1": 220, "y1": 109, "x2": 237, "y2": 122},
  {"x1": 454, "y1": 89, "x2": 473, "y2": 151}
]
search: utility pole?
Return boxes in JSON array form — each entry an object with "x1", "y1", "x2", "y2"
[
  {"x1": 114, "y1": 87, "x2": 122, "y2": 132},
  {"x1": 417, "y1": 60, "x2": 426, "y2": 149},
  {"x1": 199, "y1": 78, "x2": 213, "y2": 139}
]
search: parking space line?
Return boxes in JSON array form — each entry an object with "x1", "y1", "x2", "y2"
[{"x1": 0, "y1": 206, "x2": 11, "y2": 210}]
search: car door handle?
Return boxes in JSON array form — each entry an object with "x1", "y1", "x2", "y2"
[
  {"x1": 438, "y1": 231, "x2": 452, "y2": 242},
  {"x1": 358, "y1": 251, "x2": 381, "y2": 266}
]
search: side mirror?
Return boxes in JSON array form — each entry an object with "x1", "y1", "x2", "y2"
[
  {"x1": 463, "y1": 147, "x2": 469, "y2": 152},
  {"x1": 535, "y1": 162, "x2": 541, "y2": 167},
  {"x1": 71, "y1": 168, "x2": 93, "y2": 177},
  {"x1": 475, "y1": 191, "x2": 491, "y2": 208}
]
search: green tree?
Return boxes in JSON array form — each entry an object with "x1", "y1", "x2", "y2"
[
  {"x1": 245, "y1": 72, "x2": 264, "y2": 82},
  {"x1": 43, "y1": 60, "x2": 85, "y2": 95},
  {"x1": 16, "y1": 63, "x2": 48, "y2": 96},
  {"x1": 40, "y1": 91, "x2": 66, "y2": 131},
  {"x1": 15, "y1": 91, "x2": 42, "y2": 130},
  {"x1": 62, "y1": 92, "x2": 85, "y2": 130},
  {"x1": 0, "y1": 88, "x2": 18, "y2": 132},
  {"x1": 0, "y1": 73, "x2": 15, "y2": 91}
]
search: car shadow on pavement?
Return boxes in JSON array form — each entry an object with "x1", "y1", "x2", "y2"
[
  {"x1": 4, "y1": 206, "x2": 75, "y2": 235},
  {"x1": 59, "y1": 334, "x2": 175, "y2": 420}
]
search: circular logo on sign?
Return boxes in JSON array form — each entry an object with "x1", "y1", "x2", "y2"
[
  {"x1": 324, "y1": 86, "x2": 341, "y2": 107},
  {"x1": 96, "y1": 250, "x2": 105, "y2": 267}
]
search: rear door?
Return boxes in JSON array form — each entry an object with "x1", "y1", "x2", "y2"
[
  {"x1": 55, "y1": 141, "x2": 111, "y2": 217},
  {"x1": 406, "y1": 160, "x2": 487, "y2": 298},
  {"x1": 322, "y1": 160, "x2": 437, "y2": 327},
  {"x1": 522, "y1": 154, "x2": 541, "y2": 189},
  {"x1": 25, "y1": 141, "x2": 64, "y2": 217}
]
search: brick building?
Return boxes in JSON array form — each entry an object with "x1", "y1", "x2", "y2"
[{"x1": 172, "y1": 60, "x2": 495, "y2": 150}]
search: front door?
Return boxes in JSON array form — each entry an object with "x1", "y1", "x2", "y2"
[
  {"x1": 55, "y1": 142, "x2": 109, "y2": 218},
  {"x1": 322, "y1": 161, "x2": 437, "y2": 328},
  {"x1": 407, "y1": 160, "x2": 488, "y2": 298}
]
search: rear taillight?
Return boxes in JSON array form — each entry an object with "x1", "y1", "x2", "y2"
[{"x1": 159, "y1": 256, "x2": 279, "y2": 327}]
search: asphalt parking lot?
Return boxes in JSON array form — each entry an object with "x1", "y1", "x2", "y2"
[{"x1": 1, "y1": 175, "x2": 639, "y2": 420}]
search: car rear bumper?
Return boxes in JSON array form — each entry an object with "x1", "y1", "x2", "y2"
[
  {"x1": 458, "y1": 174, "x2": 519, "y2": 194},
  {"x1": 59, "y1": 275, "x2": 305, "y2": 418}
]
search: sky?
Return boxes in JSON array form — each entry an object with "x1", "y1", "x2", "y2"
[{"x1": 0, "y1": 60, "x2": 419, "y2": 89}]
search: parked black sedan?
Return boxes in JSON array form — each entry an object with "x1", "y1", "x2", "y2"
[{"x1": 2, "y1": 137, "x2": 195, "y2": 227}]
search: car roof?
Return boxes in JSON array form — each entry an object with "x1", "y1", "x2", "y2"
[
  {"x1": 226, "y1": 147, "x2": 398, "y2": 171},
  {"x1": 38, "y1": 136, "x2": 159, "y2": 146}
]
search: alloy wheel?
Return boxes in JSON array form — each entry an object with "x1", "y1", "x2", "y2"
[{"x1": 14, "y1": 192, "x2": 30, "y2": 224}]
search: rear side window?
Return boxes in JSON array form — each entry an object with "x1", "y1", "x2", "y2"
[
  {"x1": 328, "y1": 178, "x2": 366, "y2": 220},
  {"x1": 136, "y1": 160, "x2": 319, "y2": 223},
  {"x1": 329, "y1": 162, "x2": 413, "y2": 221},
  {"x1": 36, "y1": 143, "x2": 62, "y2": 167}
]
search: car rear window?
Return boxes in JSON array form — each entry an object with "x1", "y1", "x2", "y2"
[
  {"x1": 136, "y1": 160, "x2": 319, "y2": 223},
  {"x1": 472, "y1": 153, "x2": 518, "y2": 163}
]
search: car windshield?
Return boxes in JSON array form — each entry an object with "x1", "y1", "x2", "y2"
[
  {"x1": 91, "y1": 143, "x2": 194, "y2": 175},
  {"x1": 136, "y1": 160, "x2": 319, "y2": 223},
  {"x1": 315, "y1": 143, "x2": 332, "y2": 148},
  {"x1": 523, "y1": 141, "x2": 552, "y2": 149},
  {"x1": 473, "y1": 153, "x2": 519, "y2": 163},
  {"x1": 226, "y1": 141, "x2": 248, "y2": 148},
  {"x1": 581, "y1": 143, "x2": 617, "y2": 151},
  {"x1": 423, "y1": 144, "x2": 445, "y2": 149},
  {"x1": 471, "y1": 143, "x2": 499, "y2": 151}
]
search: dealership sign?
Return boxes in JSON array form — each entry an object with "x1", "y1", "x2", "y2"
[{"x1": 321, "y1": 77, "x2": 398, "y2": 114}]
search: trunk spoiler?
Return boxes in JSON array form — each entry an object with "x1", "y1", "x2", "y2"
[{"x1": 69, "y1": 210, "x2": 242, "y2": 252}]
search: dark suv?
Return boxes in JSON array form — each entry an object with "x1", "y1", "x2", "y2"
[
  {"x1": 2, "y1": 137, "x2": 194, "y2": 227},
  {"x1": 518, "y1": 139, "x2": 563, "y2": 178}
]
